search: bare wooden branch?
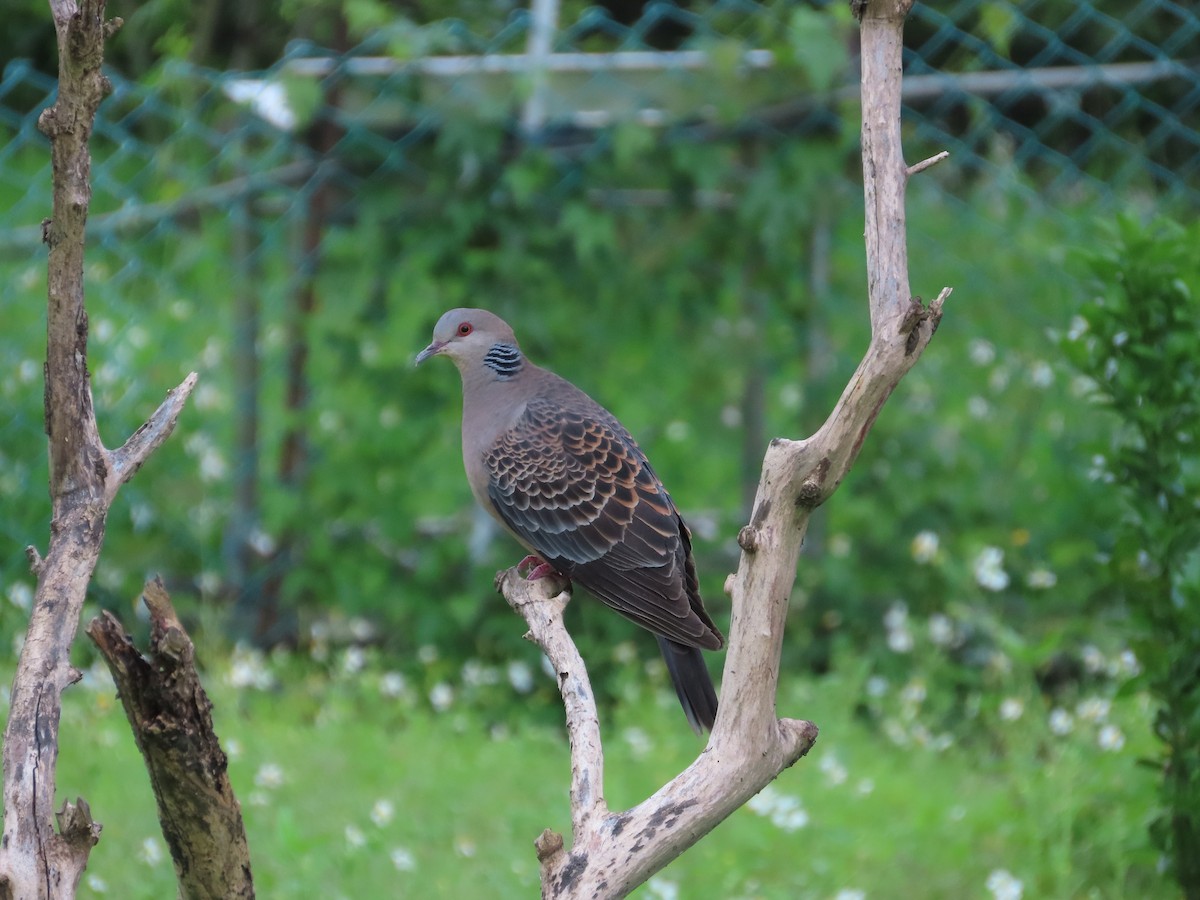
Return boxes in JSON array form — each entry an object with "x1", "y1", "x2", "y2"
[
  {"x1": 497, "y1": 2, "x2": 948, "y2": 897},
  {"x1": 907, "y1": 150, "x2": 950, "y2": 177},
  {"x1": 499, "y1": 567, "x2": 817, "y2": 899},
  {"x1": 106, "y1": 372, "x2": 199, "y2": 503},
  {"x1": 496, "y1": 571, "x2": 607, "y2": 841},
  {"x1": 0, "y1": 1, "x2": 198, "y2": 897},
  {"x1": 87, "y1": 579, "x2": 255, "y2": 900}
]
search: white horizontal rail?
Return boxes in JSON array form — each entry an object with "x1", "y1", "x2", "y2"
[{"x1": 285, "y1": 51, "x2": 1191, "y2": 98}]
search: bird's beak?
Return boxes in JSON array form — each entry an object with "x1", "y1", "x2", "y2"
[{"x1": 415, "y1": 340, "x2": 445, "y2": 366}]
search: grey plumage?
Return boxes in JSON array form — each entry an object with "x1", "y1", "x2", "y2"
[{"x1": 417, "y1": 308, "x2": 724, "y2": 732}]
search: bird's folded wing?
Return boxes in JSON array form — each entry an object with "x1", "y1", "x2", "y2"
[{"x1": 485, "y1": 395, "x2": 711, "y2": 646}]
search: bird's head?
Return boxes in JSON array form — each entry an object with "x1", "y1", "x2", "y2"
[{"x1": 416, "y1": 308, "x2": 524, "y2": 378}]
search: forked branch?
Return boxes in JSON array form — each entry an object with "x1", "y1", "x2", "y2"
[
  {"x1": 0, "y1": 1, "x2": 199, "y2": 897},
  {"x1": 496, "y1": 2, "x2": 950, "y2": 898}
]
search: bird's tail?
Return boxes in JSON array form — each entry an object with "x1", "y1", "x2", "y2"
[{"x1": 656, "y1": 636, "x2": 719, "y2": 734}]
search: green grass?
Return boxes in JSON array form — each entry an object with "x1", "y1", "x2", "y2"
[{"x1": 36, "y1": 648, "x2": 1167, "y2": 899}]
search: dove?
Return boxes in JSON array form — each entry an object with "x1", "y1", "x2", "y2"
[{"x1": 417, "y1": 308, "x2": 723, "y2": 732}]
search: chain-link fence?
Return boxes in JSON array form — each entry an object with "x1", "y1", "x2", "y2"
[{"x1": 1, "y1": 0, "x2": 1197, "y2": 645}]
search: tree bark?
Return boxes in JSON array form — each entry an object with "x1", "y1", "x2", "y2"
[
  {"x1": 0, "y1": 1, "x2": 197, "y2": 897},
  {"x1": 497, "y1": 2, "x2": 949, "y2": 897},
  {"x1": 87, "y1": 580, "x2": 255, "y2": 900}
]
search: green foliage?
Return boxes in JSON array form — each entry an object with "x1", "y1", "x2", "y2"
[
  {"x1": 40, "y1": 641, "x2": 1164, "y2": 898},
  {"x1": 1061, "y1": 215, "x2": 1200, "y2": 896},
  {"x1": 1, "y1": 4, "x2": 1196, "y2": 893}
]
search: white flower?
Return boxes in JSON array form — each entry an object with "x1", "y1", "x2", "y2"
[
  {"x1": 883, "y1": 718, "x2": 909, "y2": 745},
  {"x1": 999, "y1": 698, "x2": 1024, "y2": 722},
  {"x1": 865, "y1": 676, "x2": 888, "y2": 698},
  {"x1": 646, "y1": 877, "x2": 679, "y2": 900},
  {"x1": 1026, "y1": 568, "x2": 1057, "y2": 589},
  {"x1": 622, "y1": 727, "x2": 653, "y2": 759},
  {"x1": 665, "y1": 420, "x2": 690, "y2": 442},
  {"x1": 254, "y1": 763, "x2": 285, "y2": 789},
  {"x1": 1086, "y1": 454, "x2": 1112, "y2": 482},
  {"x1": 227, "y1": 644, "x2": 274, "y2": 690},
  {"x1": 773, "y1": 800, "x2": 810, "y2": 831},
  {"x1": 138, "y1": 837, "x2": 164, "y2": 867},
  {"x1": 192, "y1": 383, "x2": 224, "y2": 411},
  {"x1": 928, "y1": 614, "x2": 955, "y2": 646},
  {"x1": 417, "y1": 645, "x2": 439, "y2": 665},
  {"x1": 197, "y1": 571, "x2": 222, "y2": 597},
  {"x1": 986, "y1": 868, "x2": 1024, "y2": 900},
  {"x1": 1067, "y1": 315, "x2": 1088, "y2": 341},
  {"x1": 883, "y1": 601, "x2": 908, "y2": 631},
  {"x1": 1098, "y1": 724, "x2": 1125, "y2": 752},
  {"x1": 379, "y1": 406, "x2": 402, "y2": 428},
  {"x1": 225, "y1": 738, "x2": 242, "y2": 760},
  {"x1": 749, "y1": 787, "x2": 810, "y2": 832},
  {"x1": 342, "y1": 646, "x2": 366, "y2": 675},
  {"x1": 886, "y1": 628, "x2": 914, "y2": 653},
  {"x1": 779, "y1": 383, "x2": 802, "y2": 410},
  {"x1": 1075, "y1": 697, "x2": 1111, "y2": 723},
  {"x1": 911, "y1": 530, "x2": 939, "y2": 564},
  {"x1": 370, "y1": 799, "x2": 395, "y2": 827},
  {"x1": 247, "y1": 527, "x2": 276, "y2": 556},
  {"x1": 345, "y1": 825, "x2": 366, "y2": 849},
  {"x1": 900, "y1": 679, "x2": 927, "y2": 707},
  {"x1": 969, "y1": 339, "x2": 996, "y2": 365},
  {"x1": 429, "y1": 682, "x2": 454, "y2": 713},
  {"x1": 929, "y1": 732, "x2": 955, "y2": 753},
  {"x1": 968, "y1": 396, "x2": 990, "y2": 419},
  {"x1": 828, "y1": 533, "x2": 852, "y2": 558},
  {"x1": 1115, "y1": 649, "x2": 1141, "y2": 677},
  {"x1": 320, "y1": 411, "x2": 340, "y2": 434},
  {"x1": 1081, "y1": 644, "x2": 1106, "y2": 674},
  {"x1": 988, "y1": 651, "x2": 1012, "y2": 676},
  {"x1": 1028, "y1": 360, "x2": 1053, "y2": 388},
  {"x1": 1048, "y1": 708, "x2": 1074, "y2": 736},
  {"x1": 199, "y1": 447, "x2": 227, "y2": 482},
  {"x1": 973, "y1": 547, "x2": 1010, "y2": 592},
  {"x1": 390, "y1": 846, "x2": 416, "y2": 872},
  {"x1": 818, "y1": 753, "x2": 848, "y2": 786},
  {"x1": 86, "y1": 874, "x2": 108, "y2": 893},
  {"x1": 462, "y1": 660, "x2": 500, "y2": 687},
  {"x1": 7, "y1": 582, "x2": 33, "y2": 612},
  {"x1": 747, "y1": 785, "x2": 784, "y2": 816},
  {"x1": 833, "y1": 891, "x2": 865, "y2": 900},
  {"x1": 380, "y1": 672, "x2": 408, "y2": 698},
  {"x1": 507, "y1": 660, "x2": 535, "y2": 694}
]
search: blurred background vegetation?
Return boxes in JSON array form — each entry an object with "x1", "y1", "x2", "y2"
[{"x1": 1, "y1": 0, "x2": 1198, "y2": 897}]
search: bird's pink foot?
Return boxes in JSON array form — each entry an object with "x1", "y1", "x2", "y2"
[{"x1": 517, "y1": 555, "x2": 561, "y2": 581}]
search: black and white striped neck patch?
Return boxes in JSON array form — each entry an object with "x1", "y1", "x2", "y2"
[{"x1": 484, "y1": 342, "x2": 523, "y2": 378}]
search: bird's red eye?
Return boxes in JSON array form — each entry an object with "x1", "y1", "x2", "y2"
[{"x1": 457, "y1": 322, "x2": 473, "y2": 336}]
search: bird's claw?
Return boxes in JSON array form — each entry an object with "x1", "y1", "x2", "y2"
[{"x1": 517, "y1": 555, "x2": 560, "y2": 581}]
